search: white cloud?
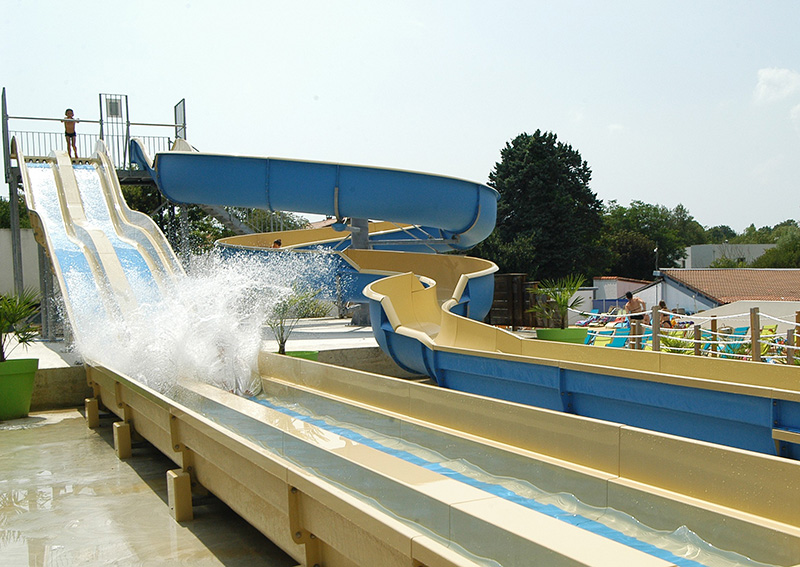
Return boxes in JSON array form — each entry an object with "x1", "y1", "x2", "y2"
[
  {"x1": 791, "y1": 103, "x2": 800, "y2": 136},
  {"x1": 754, "y1": 68, "x2": 800, "y2": 104}
]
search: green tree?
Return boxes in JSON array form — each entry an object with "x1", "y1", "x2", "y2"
[
  {"x1": 705, "y1": 225, "x2": 737, "y2": 244},
  {"x1": 750, "y1": 226, "x2": 800, "y2": 267},
  {"x1": 473, "y1": 130, "x2": 603, "y2": 279},
  {"x1": 601, "y1": 200, "x2": 700, "y2": 275},
  {"x1": 708, "y1": 256, "x2": 748, "y2": 268},
  {"x1": 0, "y1": 196, "x2": 31, "y2": 229},
  {"x1": 599, "y1": 229, "x2": 657, "y2": 280},
  {"x1": 733, "y1": 223, "x2": 778, "y2": 244},
  {"x1": 120, "y1": 185, "x2": 309, "y2": 253}
]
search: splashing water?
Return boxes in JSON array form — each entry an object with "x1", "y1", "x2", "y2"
[{"x1": 70, "y1": 248, "x2": 342, "y2": 396}]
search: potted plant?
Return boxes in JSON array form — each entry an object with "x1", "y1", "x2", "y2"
[
  {"x1": 0, "y1": 288, "x2": 40, "y2": 420},
  {"x1": 528, "y1": 274, "x2": 588, "y2": 343}
]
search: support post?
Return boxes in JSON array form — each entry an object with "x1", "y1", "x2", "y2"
[
  {"x1": 9, "y1": 181, "x2": 24, "y2": 295},
  {"x1": 85, "y1": 397, "x2": 99, "y2": 429},
  {"x1": 113, "y1": 421, "x2": 132, "y2": 459},
  {"x1": 633, "y1": 320, "x2": 641, "y2": 350},
  {"x1": 693, "y1": 324, "x2": 701, "y2": 356},
  {"x1": 167, "y1": 469, "x2": 194, "y2": 522},
  {"x1": 651, "y1": 305, "x2": 660, "y2": 352},
  {"x1": 350, "y1": 218, "x2": 371, "y2": 326},
  {"x1": 750, "y1": 307, "x2": 761, "y2": 363},
  {"x1": 710, "y1": 316, "x2": 718, "y2": 357},
  {"x1": 788, "y1": 329, "x2": 795, "y2": 366},
  {"x1": 288, "y1": 486, "x2": 321, "y2": 566}
]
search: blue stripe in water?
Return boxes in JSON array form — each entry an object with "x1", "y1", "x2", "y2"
[{"x1": 253, "y1": 397, "x2": 711, "y2": 567}]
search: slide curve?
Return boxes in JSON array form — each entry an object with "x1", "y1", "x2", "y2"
[{"x1": 130, "y1": 139, "x2": 499, "y2": 251}]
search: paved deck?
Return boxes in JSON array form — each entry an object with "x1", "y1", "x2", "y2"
[
  {"x1": 0, "y1": 409, "x2": 297, "y2": 566},
  {"x1": 0, "y1": 318, "x2": 388, "y2": 565}
]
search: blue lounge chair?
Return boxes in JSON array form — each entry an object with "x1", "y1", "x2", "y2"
[
  {"x1": 719, "y1": 327, "x2": 750, "y2": 358},
  {"x1": 606, "y1": 328, "x2": 630, "y2": 348},
  {"x1": 583, "y1": 329, "x2": 614, "y2": 346}
]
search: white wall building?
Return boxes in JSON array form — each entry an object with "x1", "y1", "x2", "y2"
[
  {"x1": 682, "y1": 244, "x2": 775, "y2": 268},
  {"x1": 1, "y1": 229, "x2": 41, "y2": 294}
]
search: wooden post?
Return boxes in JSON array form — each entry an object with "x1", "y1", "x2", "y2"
[
  {"x1": 651, "y1": 305, "x2": 660, "y2": 352},
  {"x1": 167, "y1": 469, "x2": 194, "y2": 522},
  {"x1": 710, "y1": 316, "x2": 718, "y2": 357},
  {"x1": 788, "y1": 329, "x2": 795, "y2": 365},
  {"x1": 693, "y1": 325, "x2": 701, "y2": 356},
  {"x1": 750, "y1": 307, "x2": 761, "y2": 363},
  {"x1": 85, "y1": 398, "x2": 99, "y2": 429},
  {"x1": 633, "y1": 320, "x2": 641, "y2": 350},
  {"x1": 113, "y1": 421, "x2": 132, "y2": 460}
]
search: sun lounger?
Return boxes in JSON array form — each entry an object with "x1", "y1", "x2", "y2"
[
  {"x1": 605, "y1": 328, "x2": 630, "y2": 348},
  {"x1": 575, "y1": 309, "x2": 600, "y2": 327},
  {"x1": 591, "y1": 329, "x2": 614, "y2": 347}
]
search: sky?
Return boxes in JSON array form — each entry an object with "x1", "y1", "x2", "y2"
[{"x1": 3, "y1": 0, "x2": 799, "y2": 232}]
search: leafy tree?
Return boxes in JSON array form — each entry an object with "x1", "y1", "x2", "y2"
[
  {"x1": 266, "y1": 286, "x2": 321, "y2": 354},
  {"x1": 473, "y1": 130, "x2": 603, "y2": 279},
  {"x1": 750, "y1": 226, "x2": 800, "y2": 267},
  {"x1": 0, "y1": 196, "x2": 31, "y2": 229},
  {"x1": 672, "y1": 204, "x2": 707, "y2": 245},
  {"x1": 733, "y1": 223, "x2": 779, "y2": 244},
  {"x1": 120, "y1": 185, "x2": 309, "y2": 254},
  {"x1": 601, "y1": 200, "x2": 700, "y2": 275},
  {"x1": 708, "y1": 256, "x2": 748, "y2": 268},
  {"x1": 705, "y1": 225, "x2": 737, "y2": 244},
  {"x1": 599, "y1": 229, "x2": 657, "y2": 280}
]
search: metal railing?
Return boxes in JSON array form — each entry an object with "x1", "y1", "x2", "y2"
[{"x1": 8, "y1": 128, "x2": 172, "y2": 169}]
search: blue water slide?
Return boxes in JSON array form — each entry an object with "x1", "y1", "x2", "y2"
[{"x1": 130, "y1": 140, "x2": 498, "y2": 251}]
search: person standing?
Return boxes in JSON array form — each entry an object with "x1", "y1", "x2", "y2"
[
  {"x1": 658, "y1": 300, "x2": 673, "y2": 328},
  {"x1": 62, "y1": 108, "x2": 79, "y2": 158},
  {"x1": 624, "y1": 291, "x2": 648, "y2": 324}
]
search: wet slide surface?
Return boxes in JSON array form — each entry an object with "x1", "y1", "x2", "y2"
[{"x1": 17, "y1": 142, "x2": 182, "y2": 345}]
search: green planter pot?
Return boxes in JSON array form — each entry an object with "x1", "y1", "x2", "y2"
[
  {"x1": 535, "y1": 328, "x2": 588, "y2": 344},
  {"x1": 0, "y1": 358, "x2": 39, "y2": 420}
]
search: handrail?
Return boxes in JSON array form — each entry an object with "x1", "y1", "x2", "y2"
[
  {"x1": 7, "y1": 115, "x2": 102, "y2": 124},
  {"x1": 7, "y1": 115, "x2": 181, "y2": 128}
]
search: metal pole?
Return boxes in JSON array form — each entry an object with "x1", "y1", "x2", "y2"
[
  {"x1": 178, "y1": 206, "x2": 189, "y2": 265},
  {"x1": 2, "y1": 87, "x2": 11, "y2": 184},
  {"x1": 37, "y1": 244, "x2": 57, "y2": 340},
  {"x1": 124, "y1": 95, "x2": 131, "y2": 168},
  {"x1": 98, "y1": 93, "x2": 104, "y2": 140},
  {"x1": 9, "y1": 181, "x2": 24, "y2": 295},
  {"x1": 350, "y1": 218, "x2": 370, "y2": 325}
]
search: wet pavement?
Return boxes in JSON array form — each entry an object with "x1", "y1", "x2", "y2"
[
  {"x1": 261, "y1": 316, "x2": 378, "y2": 352},
  {"x1": 0, "y1": 409, "x2": 296, "y2": 566}
]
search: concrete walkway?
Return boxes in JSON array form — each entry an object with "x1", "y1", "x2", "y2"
[{"x1": 0, "y1": 409, "x2": 296, "y2": 566}]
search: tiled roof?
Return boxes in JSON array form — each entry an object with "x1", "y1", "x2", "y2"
[
  {"x1": 661, "y1": 269, "x2": 800, "y2": 303},
  {"x1": 594, "y1": 276, "x2": 651, "y2": 284}
]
